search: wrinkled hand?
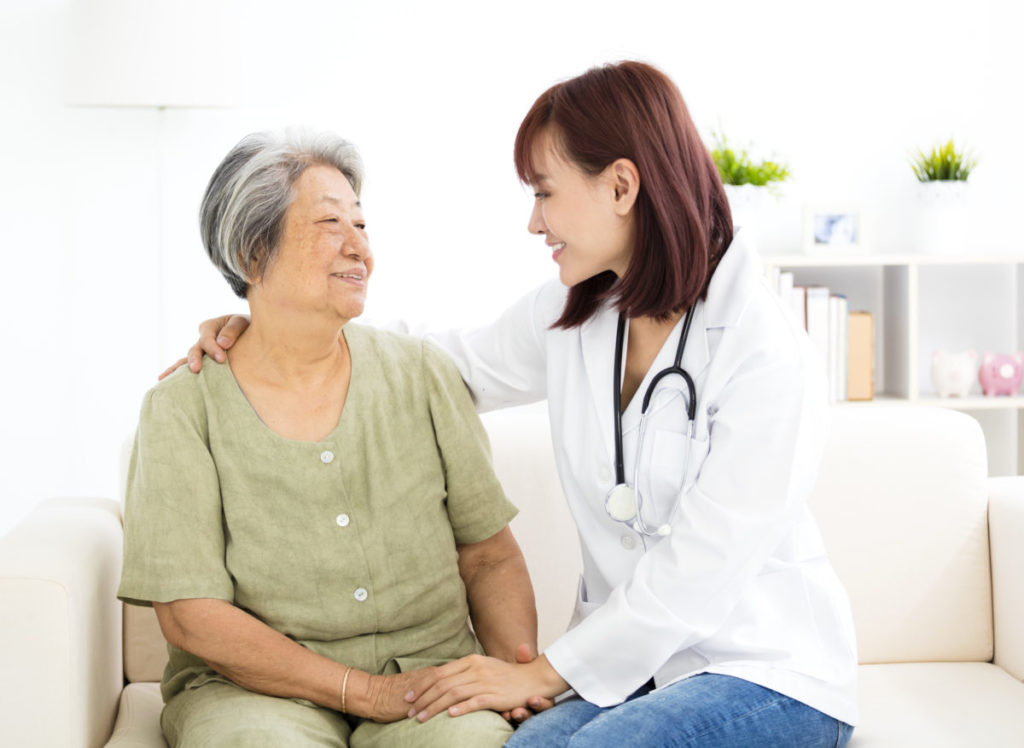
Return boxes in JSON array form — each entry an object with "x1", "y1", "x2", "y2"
[
  {"x1": 363, "y1": 667, "x2": 441, "y2": 723},
  {"x1": 407, "y1": 652, "x2": 566, "y2": 723},
  {"x1": 158, "y1": 314, "x2": 250, "y2": 380},
  {"x1": 501, "y1": 644, "x2": 555, "y2": 724}
]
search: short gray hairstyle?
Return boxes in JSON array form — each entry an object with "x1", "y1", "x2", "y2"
[{"x1": 200, "y1": 129, "x2": 364, "y2": 298}]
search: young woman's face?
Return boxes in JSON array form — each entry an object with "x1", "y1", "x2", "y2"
[{"x1": 527, "y1": 128, "x2": 635, "y2": 287}]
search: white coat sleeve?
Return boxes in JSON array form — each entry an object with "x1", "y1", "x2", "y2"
[
  {"x1": 543, "y1": 335, "x2": 831, "y2": 706},
  {"x1": 425, "y1": 281, "x2": 566, "y2": 412}
]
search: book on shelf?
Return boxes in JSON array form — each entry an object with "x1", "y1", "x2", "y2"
[
  {"x1": 847, "y1": 311, "x2": 874, "y2": 400},
  {"x1": 805, "y1": 286, "x2": 831, "y2": 392},
  {"x1": 772, "y1": 275, "x2": 874, "y2": 403},
  {"x1": 829, "y1": 294, "x2": 848, "y2": 402}
]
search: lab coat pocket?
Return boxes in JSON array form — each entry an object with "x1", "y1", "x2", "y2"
[
  {"x1": 650, "y1": 429, "x2": 710, "y2": 502},
  {"x1": 567, "y1": 575, "x2": 601, "y2": 630}
]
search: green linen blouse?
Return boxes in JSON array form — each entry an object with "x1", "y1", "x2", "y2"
[{"x1": 118, "y1": 324, "x2": 518, "y2": 702}]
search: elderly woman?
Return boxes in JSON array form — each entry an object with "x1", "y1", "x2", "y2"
[{"x1": 117, "y1": 130, "x2": 533, "y2": 747}]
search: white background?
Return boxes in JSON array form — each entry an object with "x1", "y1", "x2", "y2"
[{"x1": 1, "y1": 0, "x2": 1022, "y2": 535}]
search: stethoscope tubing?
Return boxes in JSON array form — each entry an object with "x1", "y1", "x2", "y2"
[{"x1": 613, "y1": 309, "x2": 697, "y2": 487}]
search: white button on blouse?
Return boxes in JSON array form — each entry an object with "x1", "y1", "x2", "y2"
[
  {"x1": 335, "y1": 513, "x2": 350, "y2": 527},
  {"x1": 320, "y1": 450, "x2": 335, "y2": 464},
  {"x1": 353, "y1": 587, "x2": 368, "y2": 602}
]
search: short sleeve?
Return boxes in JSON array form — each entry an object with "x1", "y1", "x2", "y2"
[
  {"x1": 422, "y1": 340, "x2": 518, "y2": 545},
  {"x1": 117, "y1": 379, "x2": 234, "y2": 607}
]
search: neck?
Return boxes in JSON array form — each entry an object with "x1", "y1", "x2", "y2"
[
  {"x1": 235, "y1": 300, "x2": 350, "y2": 384},
  {"x1": 628, "y1": 309, "x2": 685, "y2": 340}
]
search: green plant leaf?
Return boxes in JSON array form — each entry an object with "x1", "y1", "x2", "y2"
[
  {"x1": 710, "y1": 130, "x2": 790, "y2": 186},
  {"x1": 910, "y1": 138, "x2": 976, "y2": 182}
]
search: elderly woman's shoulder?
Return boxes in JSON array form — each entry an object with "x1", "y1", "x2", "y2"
[
  {"x1": 143, "y1": 355, "x2": 223, "y2": 410},
  {"x1": 347, "y1": 324, "x2": 461, "y2": 380}
]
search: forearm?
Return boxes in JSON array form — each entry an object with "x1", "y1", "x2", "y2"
[
  {"x1": 464, "y1": 553, "x2": 538, "y2": 662},
  {"x1": 154, "y1": 598, "x2": 378, "y2": 717}
]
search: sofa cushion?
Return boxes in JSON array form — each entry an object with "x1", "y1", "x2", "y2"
[
  {"x1": 106, "y1": 682, "x2": 166, "y2": 747},
  {"x1": 811, "y1": 407, "x2": 992, "y2": 664},
  {"x1": 853, "y1": 662, "x2": 1024, "y2": 746},
  {"x1": 482, "y1": 407, "x2": 581, "y2": 650},
  {"x1": 124, "y1": 603, "x2": 167, "y2": 684}
]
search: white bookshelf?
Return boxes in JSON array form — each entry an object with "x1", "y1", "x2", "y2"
[{"x1": 762, "y1": 252, "x2": 1024, "y2": 474}]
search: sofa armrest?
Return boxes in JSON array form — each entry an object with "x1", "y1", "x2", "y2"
[
  {"x1": 0, "y1": 498, "x2": 125, "y2": 748},
  {"x1": 989, "y1": 476, "x2": 1024, "y2": 681}
]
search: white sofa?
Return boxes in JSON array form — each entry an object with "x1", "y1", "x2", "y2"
[{"x1": 2, "y1": 405, "x2": 1024, "y2": 747}]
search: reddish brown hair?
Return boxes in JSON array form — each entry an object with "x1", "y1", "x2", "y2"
[{"x1": 514, "y1": 61, "x2": 733, "y2": 328}]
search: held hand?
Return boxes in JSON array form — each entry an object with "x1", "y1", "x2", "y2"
[
  {"x1": 362, "y1": 667, "x2": 440, "y2": 723},
  {"x1": 157, "y1": 314, "x2": 250, "y2": 380},
  {"x1": 406, "y1": 653, "x2": 566, "y2": 723},
  {"x1": 502, "y1": 644, "x2": 555, "y2": 724}
]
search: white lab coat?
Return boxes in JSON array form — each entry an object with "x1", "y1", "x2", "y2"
[{"x1": 428, "y1": 232, "x2": 859, "y2": 725}]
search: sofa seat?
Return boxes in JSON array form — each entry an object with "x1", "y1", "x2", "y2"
[
  {"x1": 3, "y1": 405, "x2": 1024, "y2": 747},
  {"x1": 106, "y1": 683, "x2": 164, "y2": 747},
  {"x1": 105, "y1": 663, "x2": 1024, "y2": 748},
  {"x1": 855, "y1": 662, "x2": 1024, "y2": 747}
]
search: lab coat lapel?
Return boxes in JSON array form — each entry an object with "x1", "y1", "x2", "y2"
[
  {"x1": 579, "y1": 306, "x2": 621, "y2": 464},
  {"x1": 680, "y1": 302, "x2": 710, "y2": 385}
]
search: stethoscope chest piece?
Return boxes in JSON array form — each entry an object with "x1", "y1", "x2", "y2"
[{"x1": 606, "y1": 483, "x2": 638, "y2": 522}]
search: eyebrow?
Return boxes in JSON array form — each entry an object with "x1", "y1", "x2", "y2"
[
  {"x1": 533, "y1": 174, "x2": 550, "y2": 184},
  {"x1": 319, "y1": 194, "x2": 362, "y2": 208}
]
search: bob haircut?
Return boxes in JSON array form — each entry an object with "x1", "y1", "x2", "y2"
[
  {"x1": 514, "y1": 61, "x2": 733, "y2": 328},
  {"x1": 200, "y1": 129, "x2": 364, "y2": 299}
]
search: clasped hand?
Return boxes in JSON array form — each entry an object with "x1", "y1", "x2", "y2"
[{"x1": 404, "y1": 651, "x2": 563, "y2": 723}]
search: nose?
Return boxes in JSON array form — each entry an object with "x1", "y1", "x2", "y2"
[
  {"x1": 343, "y1": 225, "x2": 371, "y2": 263},
  {"x1": 528, "y1": 200, "x2": 546, "y2": 236}
]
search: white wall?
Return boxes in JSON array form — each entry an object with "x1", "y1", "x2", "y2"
[{"x1": 1, "y1": 0, "x2": 1022, "y2": 535}]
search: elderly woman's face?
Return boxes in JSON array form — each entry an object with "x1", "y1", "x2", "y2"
[{"x1": 255, "y1": 164, "x2": 372, "y2": 321}]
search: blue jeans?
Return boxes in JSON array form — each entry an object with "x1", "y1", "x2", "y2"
[{"x1": 504, "y1": 674, "x2": 853, "y2": 748}]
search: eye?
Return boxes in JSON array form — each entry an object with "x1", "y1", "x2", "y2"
[
  {"x1": 318, "y1": 217, "x2": 340, "y2": 224},
  {"x1": 534, "y1": 192, "x2": 550, "y2": 201}
]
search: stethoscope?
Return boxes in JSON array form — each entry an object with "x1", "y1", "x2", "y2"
[{"x1": 605, "y1": 308, "x2": 697, "y2": 538}]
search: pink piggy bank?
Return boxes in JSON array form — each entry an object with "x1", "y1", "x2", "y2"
[{"x1": 978, "y1": 353, "x2": 1024, "y2": 396}]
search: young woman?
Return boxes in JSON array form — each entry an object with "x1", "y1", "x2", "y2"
[{"x1": 176, "y1": 62, "x2": 857, "y2": 747}]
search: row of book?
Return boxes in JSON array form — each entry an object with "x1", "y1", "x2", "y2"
[{"x1": 773, "y1": 272, "x2": 874, "y2": 402}]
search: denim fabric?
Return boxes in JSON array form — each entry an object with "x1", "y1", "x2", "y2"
[{"x1": 505, "y1": 674, "x2": 853, "y2": 748}]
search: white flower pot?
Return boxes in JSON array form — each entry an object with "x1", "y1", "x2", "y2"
[
  {"x1": 915, "y1": 181, "x2": 969, "y2": 255},
  {"x1": 723, "y1": 184, "x2": 777, "y2": 249}
]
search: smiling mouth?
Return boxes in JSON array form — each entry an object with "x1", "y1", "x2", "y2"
[
  {"x1": 550, "y1": 242, "x2": 565, "y2": 260},
  {"x1": 331, "y1": 272, "x2": 366, "y2": 285}
]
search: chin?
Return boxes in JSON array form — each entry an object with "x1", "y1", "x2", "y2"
[{"x1": 559, "y1": 265, "x2": 606, "y2": 289}]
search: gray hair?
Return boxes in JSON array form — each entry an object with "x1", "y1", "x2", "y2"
[{"x1": 199, "y1": 129, "x2": 364, "y2": 298}]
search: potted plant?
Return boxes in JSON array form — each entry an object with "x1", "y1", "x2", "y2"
[
  {"x1": 911, "y1": 139, "x2": 977, "y2": 254},
  {"x1": 710, "y1": 131, "x2": 790, "y2": 239}
]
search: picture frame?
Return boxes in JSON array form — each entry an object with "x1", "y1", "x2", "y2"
[{"x1": 802, "y1": 204, "x2": 865, "y2": 254}]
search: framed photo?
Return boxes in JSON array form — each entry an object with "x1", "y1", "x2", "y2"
[{"x1": 802, "y1": 204, "x2": 865, "y2": 253}]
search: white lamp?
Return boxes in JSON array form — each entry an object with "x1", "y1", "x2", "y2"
[
  {"x1": 66, "y1": 0, "x2": 239, "y2": 109},
  {"x1": 65, "y1": 0, "x2": 239, "y2": 361}
]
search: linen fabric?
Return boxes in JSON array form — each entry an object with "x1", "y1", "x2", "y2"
[
  {"x1": 428, "y1": 231, "x2": 859, "y2": 725},
  {"x1": 161, "y1": 677, "x2": 513, "y2": 748},
  {"x1": 118, "y1": 325, "x2": 516, "y2": 712}
]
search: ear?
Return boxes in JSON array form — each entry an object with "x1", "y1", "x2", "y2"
[{"x1": 607, "y1": 158, "x2": 641, "y2": 216}]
